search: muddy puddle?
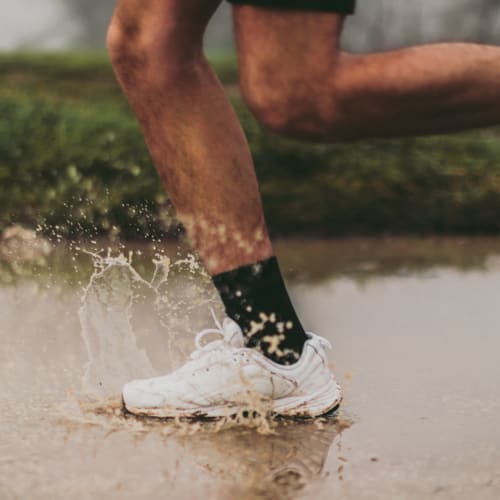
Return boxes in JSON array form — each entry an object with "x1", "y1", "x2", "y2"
[{"x1": 1, "y1": 237, "x2": 500, "y2": 499}]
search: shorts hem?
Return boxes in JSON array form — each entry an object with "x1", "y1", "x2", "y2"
[{"x1": 227, "y1": 0, "x2": 356, "y2": 14}]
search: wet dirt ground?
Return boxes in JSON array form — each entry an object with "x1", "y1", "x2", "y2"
[{"x1": 1, "y1": 237, "x2": 500, "y2": 499}]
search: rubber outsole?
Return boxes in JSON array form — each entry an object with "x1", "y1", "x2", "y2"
[{"x1": 122, "y1": 394, "x2": 342, "y2": 421}]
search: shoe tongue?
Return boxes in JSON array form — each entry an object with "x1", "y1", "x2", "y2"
[{"x1": 222, "y1": 318, "x2": 245, "y2": 348}]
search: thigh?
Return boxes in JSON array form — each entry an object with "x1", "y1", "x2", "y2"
[{"x1": 232, "y1": 5, "x2": 346, "y2": 84}]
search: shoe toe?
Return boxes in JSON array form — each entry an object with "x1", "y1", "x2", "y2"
[{"x1": 122, "y1": 379, "x2": 165, "y2": 409}]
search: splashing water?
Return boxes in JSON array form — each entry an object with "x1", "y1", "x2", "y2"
[
  {"x1": 75, "y1": 248, "x2": 346, "y2": 434},
  {"x1": 79, "y1": 249, "x2": 220, "y2": 398}
]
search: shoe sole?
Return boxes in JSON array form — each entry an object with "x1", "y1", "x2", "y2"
[{"x1": 123, "y1": 382, "x2": 342, "y2": 420}]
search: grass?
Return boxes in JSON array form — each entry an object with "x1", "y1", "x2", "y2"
[
  {"x1": 0, "y1": 51, "x2": 239, "y2": 104},
  {"x1": 2, "y1": 52, "x2": 500, "y2": 239}
]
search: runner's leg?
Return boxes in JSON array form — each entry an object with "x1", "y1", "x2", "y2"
[
  {"x1": 233, "y1": 5, "x2": 500, "y2": 142},
  {"x1": 107, "y1": 0, "x2": 272, "y2": 276},
  {"x1": 107, "y1": 0, "x2": 307, "y2": 364}
]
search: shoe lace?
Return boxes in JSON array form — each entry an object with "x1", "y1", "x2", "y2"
[
  {"x1": 192, "y1": 310, "x2": 332, "y2": 359},
  {"x1": 191, "y1": 308, "x2": 238, "y2": 359}
]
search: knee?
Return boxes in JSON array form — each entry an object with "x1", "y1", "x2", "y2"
[
  {"x1": 106, "y1": 8, "x2": 201, "y2": 88},
  {"x1": 239, "y1": 57, "x2": 346, "y2": 141},
  {"x1": 239, "y1": 80, "x2": 293, "y2": 136},
  {"x1": 106, "y1": 14, "x2": 147, "y2": 84}
]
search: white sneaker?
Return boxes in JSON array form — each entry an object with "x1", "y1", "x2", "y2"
[{"x1": 122, "y1": 312, "x2": 342, "y2": 418}]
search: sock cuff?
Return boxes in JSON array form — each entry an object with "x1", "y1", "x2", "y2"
[
  {"x1": 212, "y1": 256, "x2": 307, "y2": 364},
  {"x1": 212, "y1": 256, "x2": 279, "y2": 288}
]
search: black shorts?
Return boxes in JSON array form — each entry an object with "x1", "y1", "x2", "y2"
[{"x1": 227, "y1": 0, "x2": 356, "y2": 14}]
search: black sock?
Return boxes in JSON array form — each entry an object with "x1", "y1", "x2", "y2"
[{"x1": 212, "y1": 256, "x2": 308, "y2": 365}]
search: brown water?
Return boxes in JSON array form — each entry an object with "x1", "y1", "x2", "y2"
[{"x1": 1, "y1": 237, "x2": 500, "y2": 499}]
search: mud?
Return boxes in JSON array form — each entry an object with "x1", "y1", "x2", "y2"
[{"x1": 1, "y1": 238, "x2": 500, "y2": 499}]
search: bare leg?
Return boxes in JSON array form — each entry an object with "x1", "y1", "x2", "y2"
[
  {"x1": 107, "y1": 0, "x2": 272, "y2": 275},
  {"x1": 234, "y1": 6, "x2": 500, "y2": 142}
]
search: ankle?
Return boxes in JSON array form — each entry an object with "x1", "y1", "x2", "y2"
[{"x1": 213, "y1": 256, "x2": 308, "y2": 365}]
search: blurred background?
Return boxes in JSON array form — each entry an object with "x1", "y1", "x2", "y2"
[
  {"x1": 1, "y1": 0, "x2": 500, "y2": 241},
  {"x1": 2, "y1": 0, "x2": 500, "y2": 51}
]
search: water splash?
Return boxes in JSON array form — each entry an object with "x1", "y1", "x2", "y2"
[
  {"x1": 75, "y1": 248, "x2": 346, "y2": 435},
  {"x1": 79, "y1": 252, "x2": 154, "y2": 397},
  {"x1": 79, "y1": 249, "x2": 220, "y2": 398}
]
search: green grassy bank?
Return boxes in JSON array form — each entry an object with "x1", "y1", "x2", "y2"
[{"x1": 2, "y1": 52, "x2": 500, "y2": 239}]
